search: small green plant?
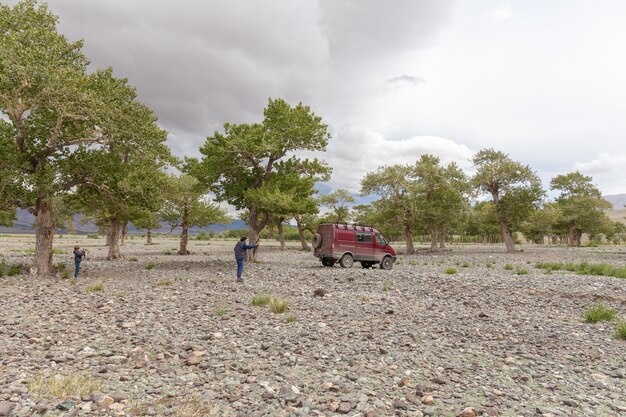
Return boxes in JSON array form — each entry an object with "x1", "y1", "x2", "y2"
[
  {"x1": 157, "y1": 280, "x2": 171, "y2": 286},
  {"x1": 62, "y1": 271, "x2": 70, "y2": 280},
  {"x1": 127, "y1": 256, "x2": 138, "y2": 262},
  {"x1": 535, "y1": 261, "x2": 626, "y2": 279},
  {"x1": 87, "y1": 234, "x2": 99, "y2": 239},
  {"x1": 461, "y1": 262, "x2": 470, "y2": 268},
  {"x1": 28, "y1": 373, "x2": 105, "y2": 400},
  {"x1": 87, "y1": 283, "x2": 104, "y2": 292},
  {"x1": 616, "y1": 322, "x2": 626, "y2": 340},
  {"x1": 7, "y1": 264, "x2": 22, "y2": 276},
  {"x1": 485, "y1": 261, "x2": 494, "y2": 268},
  {"x1": 515, "y1": 268, "x2": 529, "y2": 275},
  {"x1": 215, "y1": 307, "x2": 228, "y2": 316},
  {"x1": 145, "y1": 261, "x2": 156, "y2": 270},
  {"x1": 269, "y1": 297, "x2": 289, "y2": 314},
  {"x1": 504, "y1": 263, "x2": 513, "y2": 270},
  {"x1": 0, "y1": 260, "x2": 5, "y2": 277},
  {"x1": 285, "y1": 315, "x2": 296, "y2": 323},
  {"x1": 361, "y1": 295, "x2": 370, "y2": 302},
  {"x1": 585, "y1": 304, "x2": 618, "y2": 324},
  {"x1": 444, "y1": 267, "x2": 457, "y2": 275},
  {"x1": 56, "y1": 262, "x2": 66, "y2": 272},
  {"x1": 383, "y1": 280, "x2": 390, "y2": 291},
  {"x1": 52, "y1": 248, "x2": 66, "y2": 255},
  {"x1": 251, "y1": 294, "x2": 271, "y2": 307}
]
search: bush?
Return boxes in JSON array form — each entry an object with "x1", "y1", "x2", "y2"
[
  {"x1": 251, "y1": 294, "x2": 271, "y2": 307},
  {"x1": 28, "y1": 373, "x2": 105, "y2": 400},
  {"x1": 584, "y1": 304, "x2": 618, "y2": 323},
  {"x1": 535, "y1": 261, "x2": 626, "y2": 279},
  {"x1": 504, "y1": 263, "x2": 513, "y2": 270},
  {"x1": 444, "y1": 267, "x2": 457, "y2": 275},
  {"x1": 7, "y1": 264, "x2": 22, "y2": 276},
  {"x1": 145, "y1": 261, "x2": 156, "y2": 270},
  {"x1": 515, "y1": 268, "x2": 529, "y2": 275},
  {"x1": 616, "y1": 322, "x2": 626, "y2": 340},
  {"x1": 215, "y1": 307, "x2": 228, "y2": 316},
  {"x1": 461, "y1": 262, "x2": 470, "y2": 268},
  {"x1": 87, "y1": 284, "x2": 104, "y2": 292},
  {"x1": 269, "y1": 297, "x2": 289, "y2": 314},
  {"x1": 285, "y1": 315, "x2": 296, "y2": 324},
  {"x1": 196, "y1": 230, "x2": 211, "y2": 241},
  {"x1": 127, "y1": 256, "x2": 138, "y2": 262}
]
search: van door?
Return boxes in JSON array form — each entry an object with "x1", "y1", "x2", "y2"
[
  {"x1": 374, "y1": 232, "x2": 388, "y2": 261},
  {"x1": 356, "y1": 231, "x2": 374, "y2": 261}
]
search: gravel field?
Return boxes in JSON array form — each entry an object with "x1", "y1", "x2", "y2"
[{"x1": 1, "y1": 236, "x2": 625, "y2": 417}]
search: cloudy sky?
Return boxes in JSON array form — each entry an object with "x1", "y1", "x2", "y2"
[{"x1": 18, "y1": 0, "x2": 626, "y2": 195}]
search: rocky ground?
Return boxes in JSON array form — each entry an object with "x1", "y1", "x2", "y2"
[{"x1": 1, "y1": 235, "x2": 625, "y2": 417}]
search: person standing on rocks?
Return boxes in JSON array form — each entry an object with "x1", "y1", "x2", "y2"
[
  {"x1": 234, "y1": 237, "x2": 258, "y2": 283},
  {"x1": 73, "y1": 245, "x2": 86, "y2": 279}
]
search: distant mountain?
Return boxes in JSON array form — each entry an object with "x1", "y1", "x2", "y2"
[
  {"x1": 604, "y1": 194, "x2": 626, "y2": 209},
  {"x1": 0, "y1": 209, "x2": 247, "y2": 235}
]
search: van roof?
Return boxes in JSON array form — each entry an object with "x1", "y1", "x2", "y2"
[{"x1": 320, "y1": 223, "x2": 378, "y2": 233}]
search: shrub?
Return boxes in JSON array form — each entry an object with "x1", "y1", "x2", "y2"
[
  {"x1": 196, "y1": 230, "x2": 210, "y2": 241},
  {"x1": 251, "y1": 294, "x2": 271, "y2": 307},
  {"x1": 56, "y1": 262, "x2": 66, "y2": 272},
  {"x1": 504, "y1": 263, "x2": 513, "y2": 270},
  {"x1": 616, "y1": 322, "x2": 626, "y2": 340},
  {"x1": 87, "y1": 234, "x2": 99, "y2": 239},
  {"x1": 361, "y1": 295, "x2": 370, "y2": 302},
  {"x1": 269, "y1": 297, "x2": 289, "y2": 314},
  {"x1": 444, "y1": 267, "x2": 457, "y2": 275},
  {"x1": 62, "y1": 271, "x2": 70, "y2": 280},
  {"x1": 585, "y1": 304, "x2": 618, "y2": 324},
  {"x1": 215, "y1": 307, "x2": 228, "y2": 317},
  {"x1": 127, "y1": 256, "x2": 138, "y2": 262},
  {"x1": 87, "y1": 284, "x2": 104, "y2": 292},
  {"x1": 0, "y1": 260, "x2": 5, "y2": 277},
  {"x1": 157, "y1": 280, "x2": 171, "y2": 286},
  {"x1": 383, "y1": 280, "x2": 391, "y2": 291},
  {"x1": 285, "y1": 315, "x2": 296, "y2": 324},
  {"x1": 515, "y1": 268, "x2": 529, "y2": 275},
  {"x1": 145, "y1": 261, "x2": 156, "y2": 270},
  {"x1": 7, "y1": 264, "x2": 22, "y2": 276},
  {"x1": 485, "y1": 261, "x2": 494, "y2": 268},
  {"x1": 461, "y1": 262, "x2": 470, "y2": 268},
  {"x1": 28, "y1": 373, "x2": 105, "y2": 400},
  {"x1": 535, "y1": 262, "x2": 626, "y2": 279}
]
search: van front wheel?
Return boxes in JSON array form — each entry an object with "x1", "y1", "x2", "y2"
[
  {"x1": 339, "y1": 254, "x2": 354, "y2": 268},
  {"x1": 381, "y1": 256, "x2": 393, "y2": 270}
]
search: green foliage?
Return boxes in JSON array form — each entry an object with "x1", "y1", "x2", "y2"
[
  {"x1": 461, "y1": 262, "x2": 470, "y2": 268},
  {"x1": 616, "y1": 322, "x2": 626, "y2": 340},
  {"x1": 0, "y1": 259, "x2": 5, "y2": 276},
  {"x1": 156, "y1": 280, "x2": 171, "y2": 286},
  {"x1": 127, "y1": 256, "x2": 138, "y2": 262},
  {"x1": 535, "y1": 261, "x2": 626, "y2": 279},
  {"x1": 145, "y1": 261, "x2": 156, "y2": 270},
  {"x1": 7, "y1": 264, "x2": 22, "y2": 276},
  {"x1": 485, "y1": 261, "x2": 494, "y2": 268},
  {"x1": 285, "y1": 315, "x2": 296, "y2": 324},
  {"x1": 28, "y1": 373, "x2": 105, "y2": 400},
  {"x1": 87, "y1": 283, "x2": 104, "y2": 292},
  {"x1": 472, "y1": 149, "x2": 544, "y2": 251},
  {"x1": 196, "y1": 230, "x2": 210, "y2": 240},
  {"x1": 504, "y1": 263, "x2": 513, "y2": 270},
  {"x1": 515, "y1": 267, "x2": 529, "y2": 275},
  {"x1": 383, "y1": 280, "x2": 391, "y2": 291},
  {"x1": 190, "y1": 98, "x2": 331, "y2": 239},
  {"x1": 251, "y1": 294, "x2": 271, "y2": 307},
  {"x1": 61, "y1": 271, "x2": 70, "y2": 279},
  {"x1": 215, "y1": 307, "x2": 228, "y2": 317},
  {"x1": 444, "y1": 267, "x2": 457, "y2": 275},
  {"x1": 269, "y1": 297, "x2": 289, "y2": 314},
  {"x1": 318, "y1": 189, "x2": 355, "y2": 223},
  {"x1": 584, "y1": 304, "x2": 618, "y2": 323}
]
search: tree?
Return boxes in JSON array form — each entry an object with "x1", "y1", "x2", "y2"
[
  {"x1": 190, "y1": 98, "x2": 330, "y2": 259},
  {"x1": 361, "y1": 165, "x2": 417, "y2": 253},
  {"x1": 0, "y1": 1, "x2": 110, "y2": 274},
  {"x1": 69, "y1": 69, "x2": 171, "y2": 260},
  {"x1": 550, "y1": 171, "x2": 611, "y2": 246},
  {"x1": 472, "y1": 149, "x2": 544, "y2": 252},
  {"x1": 161, "y1": 174, "x2": 230, "y2": 255},
  {"x1": 318, "y1": 189, "x2": 355, "y2": 224},
  {"x1": 519, "y1": 203, "x2": 560, "y2": 244}
]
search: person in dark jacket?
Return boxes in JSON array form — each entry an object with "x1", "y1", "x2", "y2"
[
  {"x1": 73, "y1": 245, "x2": 86, "y2": 278},
  {"x1": 234, "y1": 237, "x2": 258, "y2": 283}
]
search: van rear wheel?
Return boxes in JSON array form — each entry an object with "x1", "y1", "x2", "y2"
[
  {"x1": 322, "y1": 257, "x2": 335, "y2": 267},
  {"x1": 339, "y1": 254, "x2": 354, "y2": 268}
]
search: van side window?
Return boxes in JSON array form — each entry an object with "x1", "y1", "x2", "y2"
[
  {"x1": 357, "y1": 232, "x2": 372, "y2": 242},
  {"x1": 375, "y1": 233, "x2": 387, "y2": 246}
]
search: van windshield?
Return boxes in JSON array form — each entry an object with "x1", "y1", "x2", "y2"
[{"x1": 375, "y1": 233, "x2": 388, "y2": 246}]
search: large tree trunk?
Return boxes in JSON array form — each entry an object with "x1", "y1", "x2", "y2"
[
  {"x1": 107, "y1": 215, "x2": 122, "y2": 260},
  {"x1": 146, "y1": 229, "x2": 153, "y2": 245},
  {"x1": 120, "y1": 221, "x2": 128, "y2": 246},
  {"x1": 247, "y1": 207, "x2": 267, "y2": 261},
  {"x1": 499, "y1": 221, "x2": 516, "y2": 252},
  {"x1": 567, "y1": 224, "x2": 576, "y2": 247},
  {"x1": 33, "y1": 196, "x2": 54, "y2": 275},
  {"x1": 438, "y1": 224, "x2": 446, "y2": 249},
  {"x1": 429, "y1": 219, "x2": 438, "y2": 251},
  {"x1": 404, "y1": 222, "x2": 415, "y2": 254},
  {"x1": 179, "y1": 207, "x2": 190, "y2": 255},
  {"x1": 575, "y1": 229, "x2": 582, "y2": 246},
  {"x1": 295, "y1": 216, "x2": 310, "y2": 251},
  {"x1": 105, "y1": 223, "x2": 113, "y2": 246},
  {"x1": 277, "y1": 219, "x2": 286, "y2": 251}
]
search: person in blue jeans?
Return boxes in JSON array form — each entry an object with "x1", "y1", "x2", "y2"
[
  {"x1": 234, "y1": 237, "x2": 258, "y2": 283},
  {"x1": 73, "y1": 246, "x2": 86, "y2": 278}
]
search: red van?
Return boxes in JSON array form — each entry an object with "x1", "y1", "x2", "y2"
[{"x1": 312, "y1": 224, "x2": 397, "y2": 269}]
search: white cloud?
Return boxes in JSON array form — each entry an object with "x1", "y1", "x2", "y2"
[
  {"x1": 575, "y1": 153, "x2": 626, "y2": 174},
  {"x1": 318, "y1": 127, "x2": 474, "y2": 192},
  {"x1": 490, "y1": 2, "x2": 514, "y2": 20}
]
